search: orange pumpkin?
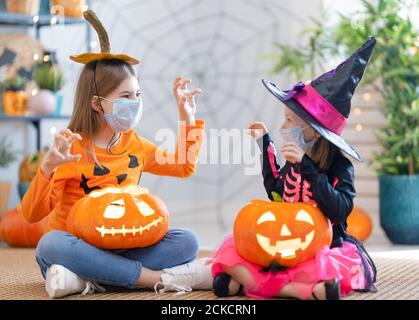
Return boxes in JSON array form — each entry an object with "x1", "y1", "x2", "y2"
[
  {"x1": 347, "y1": 206, "x2": 373, "y2": 242},
  {"x1": 51, "y1": 0, "x2": 87, "y2": 18},
  {"x1": 67, "y1": 185, "x2": 169, "y2": 249},
  {"x1": 19, "y1": 151, "x2": 46, "y2": 183},
  {"x1": 2, "y1": 90, "x2": 28, "y2": 116},
  {"x1": 234, "y1": 200, "x2": 332, "y2": 268},
  {"x1": 0, "y1": 207, "x2": 47, "y2": 247}
]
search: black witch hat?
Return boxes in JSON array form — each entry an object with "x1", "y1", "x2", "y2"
[{"x1": 262, "y1": 36, "x2": 376, "y2": 161}]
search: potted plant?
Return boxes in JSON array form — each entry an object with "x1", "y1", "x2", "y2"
[
  {"x1": 0, "y1": 136, "x2": 16, "y2": 217},
  {"x1": 28, "y1": 63, "x2": 64, "y2": 116},
  {"x1": 266, "y1": 0, "x2": 418, "y2": 243},
  {"x1": 1, "y1": 76, "x2": 28, "y2": 116}
]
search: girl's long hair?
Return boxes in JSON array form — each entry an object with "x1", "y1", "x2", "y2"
[
  {"x1": 68, "y1": 59, "x2": 137, "y2": 166},
  {"x1": 307, "y1": 136, "x2": 342, "y2": 172}
]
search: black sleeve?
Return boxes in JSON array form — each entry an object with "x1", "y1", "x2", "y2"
[
  {"x1": 300, "y1": 154, "x2": 356, "y2": 223},
  {"x1": 257, "y1": 133, "x2": 284, "y2": 200}
]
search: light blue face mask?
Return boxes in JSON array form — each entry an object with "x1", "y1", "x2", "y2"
[
  {"x1": 279, "y1": 125, "x2": 317, "y2": 152},
  {"x1": 100, "y1": 97, "x2": 143, "y2": 133}
]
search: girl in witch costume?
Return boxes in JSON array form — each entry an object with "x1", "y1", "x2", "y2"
[
  {"x1": 22, "y1": 10, "x2": 213, "y2": 298},
  {"x1": 211, "y1": 37, "x2": 378, "y2": 300}
]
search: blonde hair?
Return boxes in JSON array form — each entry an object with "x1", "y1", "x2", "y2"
[
  {"x1": 68, "y1": 59, "x2": 137, "y2": 165},
  {"x1": 307, "y1": 136, "x2": 340, "y2": 172}
]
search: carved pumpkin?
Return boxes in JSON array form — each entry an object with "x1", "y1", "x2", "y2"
[
  {"x1": 2, "y1": 90, "x2": 28, "y2": 116},
  {"x1": 347, "y1": 206, "x2": 372, "y2": 242},
  {"x1": 67, "y1": 185, "x2": 169, "y2": 249},
  {"x1": 51, "y1": 0, "x2": 87, "y2": 18},
  {"x1": 19, "y1": 151, "x2": 46, "y2": 183},
  {"x1": 0, "y1": 207, "x2": 47, "y2": 247},
  {"x1": 234, "y1": 200, "x2": 332, "y2": 267}
]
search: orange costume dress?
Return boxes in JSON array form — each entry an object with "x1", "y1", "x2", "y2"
[{"x1": 21, "y1": 121, "x2": 205, "y2": 231}]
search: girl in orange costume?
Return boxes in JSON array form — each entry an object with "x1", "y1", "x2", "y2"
[{"x1": 22, "y1": 10, "x2": 211, "y2": 298}]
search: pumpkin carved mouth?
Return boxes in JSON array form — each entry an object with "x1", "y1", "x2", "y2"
[
  {"x1": 95, "y1": 216, "x2": 164, "y2": 237},
  {"x1": 256, "y1": 231, "x2": 315, "y2": 259},
  {"x1": 255, "y1": 209, "x2": 315, "y2": 259}
]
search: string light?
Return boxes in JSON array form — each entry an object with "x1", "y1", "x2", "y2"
[
  {"x1": 362, "y1": 93, "x2": 371, "y2": 101},
  {"x1": 50, "y1": 16, "x2": 57, "y2": 25},
  {"x1": 90, "y1": 40, "x2": 97, "y2": 49},
  {"x1": 50, "y1": 127, "x2": 57, "y2": 135},
  {"x1": 355, "y1": 124, "x2": 363, "y2": 132},
  {"x1": 33, "y1": 53, "x2": 39, "y2": 61},
  {"x1": 31, "y1": 89, "x2": 38, "y2": 96},
  {"x1": 408, "y1": 46, "x2": 417, "y2": 56},
  {"x1": 33, "y1": 15, "x2": 39, "y2": 23},
  {"x1": 81, "y1": 5, "x2": 89, "y2": 12},
  {"x1": 354, "y1": 107, "x2": 362, "y2": 116},
  {"x1": 43, "y1": 55, "x2": 50, "y2": 62}
]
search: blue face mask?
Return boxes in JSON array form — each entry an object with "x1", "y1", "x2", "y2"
[
  {"x1": 279, "y1": 125, "x2": 317, "y2": 152},
  {"x1": 100, "y1": 97, "x2": 143, "y2": 133}
]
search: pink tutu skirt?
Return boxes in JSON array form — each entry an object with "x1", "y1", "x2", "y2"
[{"x1": 210, "y1": 235, "x2": 367, "y2": 299}]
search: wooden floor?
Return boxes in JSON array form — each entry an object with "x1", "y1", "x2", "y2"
[{"x1": 0, "y1": 247, "x2": 418, "y2": 300}]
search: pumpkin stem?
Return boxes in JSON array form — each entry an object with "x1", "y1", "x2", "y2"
[
  {"x1": 271, "y1": 191, "x2": 282, "y2": 202},
  {"x1": 83, "y1": 10, "x2": 110, "y2": 53}
]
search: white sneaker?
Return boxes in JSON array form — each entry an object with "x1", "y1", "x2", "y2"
[
  {"x1": 155, "y1": 257, "x2": 213, "y2": 295},
  {"x1": 45, "y1": 264, "x2": 106, "y2": 299}
]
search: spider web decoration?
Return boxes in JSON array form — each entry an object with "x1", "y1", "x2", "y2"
[{"x1": 46, "y1": 0, "x2": 315, "y2": 247}]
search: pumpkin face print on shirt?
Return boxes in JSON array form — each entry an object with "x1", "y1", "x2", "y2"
[{"x1": 79, "y1": 153, "x2": 142, "y2": 195}]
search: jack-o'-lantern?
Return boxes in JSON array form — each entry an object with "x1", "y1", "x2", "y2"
[
  {"x1": 67, "y1": 185, "x2": 169, "y2": 249},
  {"x1": 2, "y1": 90, "x2": 28, "y2": 116},
  {"x1": 234, "y1": 200, "x2": 332, "y2": 268},
  {"x1": 347, "y1": 206, "x2": 372, "y2": 242},
  {"x1": 19, "y1": 151, "x2": 46, "y2": 183}
]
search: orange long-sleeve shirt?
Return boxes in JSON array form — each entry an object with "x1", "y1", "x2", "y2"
[{"x1": 21, "y1": 120, "x2": 205, "y2": 233}]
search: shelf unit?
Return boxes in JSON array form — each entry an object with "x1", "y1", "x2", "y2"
[
  {"x1": 0, "y1": 115, "x2": 70, "y2": 150},
  {"x1": 0, "y1": 0, "x2": 91, "y2": 150}
]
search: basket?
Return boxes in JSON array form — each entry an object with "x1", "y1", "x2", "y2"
[
  {"x1": 6, "y1": 0, "x2": 41, "y2": 16},
  {"x1": 51, "y1": 0, "x2": 87, "y2": 18}
]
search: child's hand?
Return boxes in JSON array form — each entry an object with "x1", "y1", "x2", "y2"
[
  {"x1": 40, "y1": 129, "x2": 82, "y2": 179},
  {"x1": 248, "y1": 121, "x2": 268, "y2": 140},
  {"x1": 173, "y1": 76, "x2": 203, "y2": 125},
  {"x1": 281, "y1": 142, "x2": 305, "y2": 164}
]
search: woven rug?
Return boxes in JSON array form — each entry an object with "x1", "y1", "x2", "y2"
[{"x1": 0, "y1": 247, "x2": 418, "y2": 300}]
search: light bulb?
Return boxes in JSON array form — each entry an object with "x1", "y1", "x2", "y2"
[{"x1": 363, "y1": 93, "x2": 371, "y2": 102}]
